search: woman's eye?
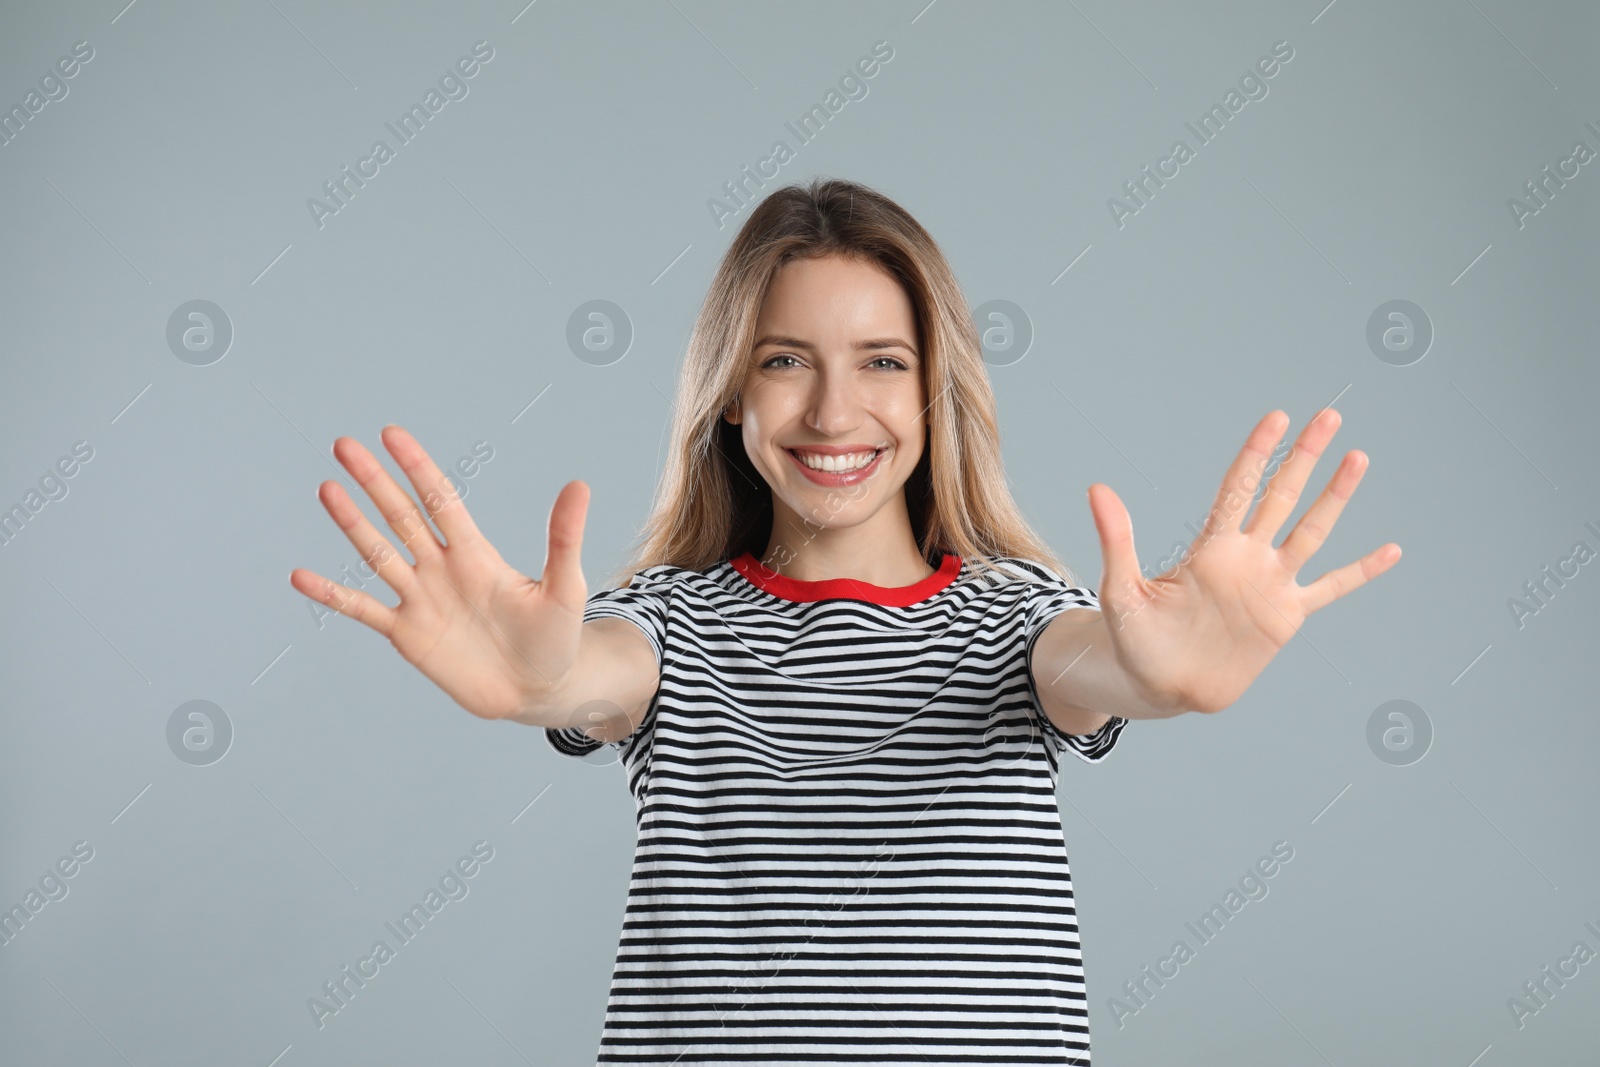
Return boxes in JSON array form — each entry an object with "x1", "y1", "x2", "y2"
[{"x1": 760, "y1": 354, "x2": 907, "y2": 370}]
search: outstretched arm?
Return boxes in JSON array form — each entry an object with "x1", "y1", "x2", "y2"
[
  {"x1": 288, "y1": 425, "x2": 658, "y2": 739},
  {"x1": 1032, "y1": 408, "x2": 1401, "y2": 729},
  {"x1": 1032, "y1": 608, "x2": 1177, "y2": 736}
]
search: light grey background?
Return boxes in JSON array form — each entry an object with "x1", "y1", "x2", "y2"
[{"x1": 1, "y1": 1, "x2": 1596, "y2": 1064}]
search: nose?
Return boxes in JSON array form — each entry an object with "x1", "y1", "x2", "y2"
[{"x1": 802, "y1": 363, "x2": 866, "y2": 437}]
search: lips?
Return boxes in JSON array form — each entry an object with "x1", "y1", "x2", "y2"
[{"x1": 784, "y1": 446, "x2": 888, "y2": 487}]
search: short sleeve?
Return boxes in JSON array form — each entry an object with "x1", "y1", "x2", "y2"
[
  {"x1": 544, "y1": 565, "x2": 673, "y2": 759},
  {"x1": 1018, "y1": 568, "x2": 1128, "y2": 765}
]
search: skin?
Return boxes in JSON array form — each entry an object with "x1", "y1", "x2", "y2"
[
  {"x1": 287, "y1": 252, "x2": 1401, "y2": 741},
  {"x1": 1036, "y1": 407, "x2": 1401, "y2": 735},
  {"x1": 286, "y1": 428, "x2": 621, "y2": 727},
  {"x1": 724, "y1": 254, "x2": 936, "y2": 588}
]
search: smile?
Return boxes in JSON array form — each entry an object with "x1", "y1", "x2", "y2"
[{"x1": 784, "y1": 446, "x2": 888, "y2": 486}]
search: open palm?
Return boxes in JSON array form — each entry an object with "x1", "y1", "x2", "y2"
[
  {"x1": 1086, "y1": 409, "x2": 1401, "y2": 716},
  {"x1": 288, "y1": 426, "x2": 593, "y2": 722}
]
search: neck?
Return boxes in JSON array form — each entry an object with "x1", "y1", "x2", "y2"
[{"x1": 760, "y1": 499, "x2": 932, "y2": 587}]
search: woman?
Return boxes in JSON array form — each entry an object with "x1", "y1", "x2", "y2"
[{"x1": 289, "y1": 177, "x2": 1398, "y2": 1064}]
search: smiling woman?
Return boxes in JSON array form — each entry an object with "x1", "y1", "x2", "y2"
[
  {"x1": 723, "y1": 254, "x2": 941, "y2": 585},
  {"x1": 532, "y1": 178, "x2": 1132, "y2": 1065},
  {"x1": 638, "y1": 178, "x2": 1082, "y2": 591},
  {"x1": 292, "y1": 175, "x2": 1397, "y2": 1067}
]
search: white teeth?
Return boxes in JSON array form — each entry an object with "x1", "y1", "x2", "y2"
[{"x1": 793, "y1": 449, "x2": 879, "y2": 472}]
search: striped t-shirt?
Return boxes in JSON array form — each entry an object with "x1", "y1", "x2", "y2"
[{"x1": 546, "y1": 549, "x2": 1128, "y2": 1066}]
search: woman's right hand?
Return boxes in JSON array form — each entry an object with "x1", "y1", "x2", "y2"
[{"x1": 289, "y1": 425, "x2": 591, "y2": 722}]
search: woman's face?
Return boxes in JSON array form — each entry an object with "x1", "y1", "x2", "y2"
[{"x1": 726, "y1": 254, "x2": 927, "y2": 543}]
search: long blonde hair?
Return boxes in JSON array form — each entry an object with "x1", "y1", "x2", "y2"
[{"x1": 605, "y1": 176, "x2": 1082, "y2": 589}]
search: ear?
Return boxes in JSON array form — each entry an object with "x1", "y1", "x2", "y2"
[{"x1": 723, "y1": 396, "x2": 741, "y2": 425}]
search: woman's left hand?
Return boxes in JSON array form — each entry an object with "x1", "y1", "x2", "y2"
[{"x1": 1084, "y1": 408, "x2": 1401, "y2": 716}]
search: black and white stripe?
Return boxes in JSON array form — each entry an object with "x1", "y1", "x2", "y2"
[{"x1": 548, "y1": 553, "x2": 1127, "y2": 1065}]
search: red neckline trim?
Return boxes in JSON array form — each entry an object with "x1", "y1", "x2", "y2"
[{"x1": 729, "y1": 551, "x2": 962, "y2": 606}]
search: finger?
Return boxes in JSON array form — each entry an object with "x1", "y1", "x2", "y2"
[
  {"x1": 539, "y1": 480, "x2": 590, "y2": 610},
  {"x1": 288, "y1": 566, "x2": 399, "y2": 638},
  {"x1": 380, "y1": 425, "x2": 489, "y2": 550},
  {"x1": 1277, "y1": 449, "x2": 1367, "y2": 574},
  {"x1": 317, "y1": 479, "x2": 418, "y2": 599},
  {"x1": 1086, "y1": 483, "x2": 1144, "y2": 610},
  {"x1": 332, "y1": 435, "x2": 444, "y2": 563},
  {"x1": 1202, "y1": 410, "x2": 1290, "y2": 540},
  {"x1": 1242, "y1": 407, "x2": 1342, "y2": 544},
  {"x1": 1299, "y1": 542, "x2": 1402, "y2": 615}
]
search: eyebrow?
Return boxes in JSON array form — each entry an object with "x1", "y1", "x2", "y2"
[{"x1": 752, "y1": 335, "x2": 919, "y2": 357}]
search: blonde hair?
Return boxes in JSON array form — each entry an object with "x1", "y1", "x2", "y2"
[{"x1": 605, "y1": 176, "x2": 1082, "y2": 589}]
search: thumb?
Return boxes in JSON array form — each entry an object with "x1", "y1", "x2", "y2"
[
  {"x1": 541, "y1": 480, "x2": 590, "y2": 609},
  {"x1": 1086, "y1": 483, "x2": 1143, "y2": 610}
]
